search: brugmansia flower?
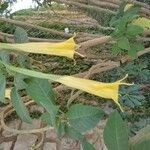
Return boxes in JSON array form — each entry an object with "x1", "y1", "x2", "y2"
[
  {"x1": 56, "y1": 74, "x2": 131, "y2": 111},
  {"x1": 0, "y1": 37, "x2": 77, "y2": 59},
  {"x1": 0, "y1": 61, "x2": 132, "y2": 111}
]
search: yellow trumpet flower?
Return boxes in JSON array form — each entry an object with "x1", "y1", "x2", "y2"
[
  {"x1": 0, "y1": 60, "x2": 132, "y2": 111},
  {"x1": 56, "y1": 74, "x2": 132, "y2": 111},
  {"x1": 0, "y1": 37, "x2": 77, "y2": 59}
]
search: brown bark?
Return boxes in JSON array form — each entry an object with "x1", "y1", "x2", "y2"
[
  {"x1": 89, "y1": 0, "x2": 119, "y2": 9},
  {"x1": 0, "y1": 17, "x2": 72, "y2": 38},
  {"x1": 53, "y1": 0, "x2": 116, "y2": 14},
  {"x1": 0, "y1": 31, "x2": 63, "y2": 43}
]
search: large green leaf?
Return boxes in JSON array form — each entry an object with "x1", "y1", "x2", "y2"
[
  {"x1": 11, "y1": 87, "x2": 32, "y2": 123},
  {"x1": 126, "y1": 25, "x2": 143, "y2": 37},
  {"x1": 41, "y1": 112, "x2": 52, "y2": 126},
  {"x1": 66, "y1": 125, "x2": 96, "y2": 150},
  {"x1": 24, "y1": 78, "x2": 59, "y2": 127},
  {"x1": 118, "y1": 37, "x2": 130, "y2": 50},
  {"x1": 128, "y1": 42, "x2": 144, "y2": 58},
  {"x1": 67, "y1": 104, "x2": 104, "y2": 133},
  {"x1": 14, "y1": 73, "x2": 28, "y2": 90},
  {"x1": 130, "y1": 125, "x2": 150, "y2": 150},
  {"x1": 0, "y1": 73, "x2": 6, "y2": 103},
  {"x1": 103, "y1": 111, "x2": 129, "y2": 150}
]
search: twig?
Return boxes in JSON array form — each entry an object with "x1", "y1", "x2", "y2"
[
  {"x1": 0, "y1": 31, "x2": 63, "y2": 43},
  {"x1": 0, "y1": 17, "x2": 72, "y2": 38},
  {"x1": 53, "y1": 0, "x2": 116, "y2": 14}
]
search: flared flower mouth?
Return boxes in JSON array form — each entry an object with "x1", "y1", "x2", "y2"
[
  {"x1": 56, "y1": 74, "x2": 132, "y2": 111},
  {"x1": 0, "y1": 37, "x2": 78, "y2": 59}
]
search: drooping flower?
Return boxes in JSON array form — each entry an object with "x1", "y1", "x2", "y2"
[
  {"x1": 0, "y1": 37, "x2": 77, "y2": 59},
  {"x1": 56, "y1": 74, "x2": 132, "y2": 111},
  {"x1": 1, "y1": 60, "x2": 132, "y2": 111}
]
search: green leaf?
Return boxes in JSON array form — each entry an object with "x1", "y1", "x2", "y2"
[
  {"x1": 126, "y1": 25, "x2": 143, "y2": 37},
  {"x1": 25, "y1": 78, "x2": 55, "y2": 103},
  {"x1": 82, "y1": 140, "x2": 96, "y2": 150},
  {"x1": 0, "y1": 51, "x2": 10, "y2": 64},
  {"x1": 128, "y1": 43, "x2": 144, "y2": 58},
  {"x1": 67, "y1": 104, "x2": 104, "y2": 133},
  {"x1": 116, "y1": 17, "x2": 128, "y2": 32},
  {"x1": 41, "y1": 112, "x2": 52, "y2": 125},
  {"x1": 118, "y1": 37, "x2": 130, "y2": 50},
  {"x1": 14, "y1": 27, "x2": 29, "y2": 43},
  {"x1": 112, "y1": 43, "x2": 120, "y2": 54},
  {"x1": 57, "y1": 121, "x2": 65, "y2": 137},
  {"x1": 103, "y1": 111, "x2": 129, "y2": 150},
  {"x1": 11, "y1": 87, "x2": 32, "y2": 123},
  {"x1": 125, "y1": 6, "x2": 140, "y2": 21},
  {"x1": 131, "y1": 43, "x2": 145, "y2": 51},
  {"x1": 66, "y1": 125, "x2": 95, "y2": 150},
  {"x1": 24, "y1": 78, "x2": 59, "y2": 127},
  {"x1": 132, "y1": 140, "x2": 150, "y2": 150},
  {"x1": 130, "y1": 125, "x2": 150, "y2": 150},
  {"x1": 128, "y1": 48, "x2": 137, "y2": 58},
  {"x1": 120, "y1": 85, "x2": 144, "y2": 108},
  {"x1": 65, "y1": 125, "x2": 84, "y2": 141},
  {"x1": 109, "y1": 3, "x2": 126, "y2": 27},
  {"x1": 14, "y1": 73, "x2": 28, "y2": 90},
  {"x1": 0, "y1": 73, "x2": 6, "y2": 103}
]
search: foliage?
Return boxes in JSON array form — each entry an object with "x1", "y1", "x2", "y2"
[
  {"x1": 0, "y1": 27, "x2": 106, "y2": 149},
  {"x1": 104, "y1": 111, "x2": 150, "y2": 150},
  {"x1": 110, "y1": 5, "x2": 144, "y2": 57},
  {"x1": 119, "y1": 85, "x2": 145, "y2": 108},
  {"x1": 104, "y1": 111, "x2": 129, "y2": 150},
  {"x1": 0, "y1": 1, "x2": 149, "y2": 149},
  {"x1": 0, "y1": 0, "x2": 17, "y2": 16}
]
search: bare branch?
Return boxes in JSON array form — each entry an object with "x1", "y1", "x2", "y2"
[
  {"x1": 0, "y1": 17, "x2": 72, "y2": 38},
  {"x1": 53, "y1": 0, "x2": 116, "y2": 14}
]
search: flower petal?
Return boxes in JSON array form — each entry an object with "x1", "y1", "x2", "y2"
[
  {"x1": 56, "y1": 74, "x2": 132, "y2": 111},
  {"x1": 0, "y1": 37, "x2": 77, "y2": 59}
]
